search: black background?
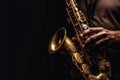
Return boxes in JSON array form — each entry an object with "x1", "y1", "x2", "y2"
[
  {"x1": 0, "y1": 0, "x2": 71, "y2": 80},
  {"x1": 1, "y1": 0, "x2": 120, "y2": 80}
]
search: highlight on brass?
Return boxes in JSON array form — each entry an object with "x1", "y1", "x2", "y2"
[
  {"x1": 48, "y1": 27, "x2": 67, "y2": 54},
  {"x1": 48, "y1": 0, "x2": 112, "y2": 80}
]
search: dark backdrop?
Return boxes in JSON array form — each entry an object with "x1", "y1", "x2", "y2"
[{"x1": 0, "y1": 0, "x2": 71, "y2": 80}]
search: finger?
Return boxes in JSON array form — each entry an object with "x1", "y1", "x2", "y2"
[
  {"x1": 95, "y1": 37, "x2": 109, "y2": 46},
  {"x1": 90, "y1": 37, "x2": 109, "y2": 51},
  {"x1": 71, "y1": 37, "x2": 77, "y2": 42},
  {"x1": 84, "y1": 31, "x2": 106, "y2": 47},
  {"x1": 81, "y1": 27, "x2": 104, "y2": 37}
]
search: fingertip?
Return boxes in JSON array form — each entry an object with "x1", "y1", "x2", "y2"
[
  {"x1": 80, "y1": 34, "x2": 83, "y2": 37},
  {"x1": 71, "y1": 37, "x2": 77, "y2": 41}
]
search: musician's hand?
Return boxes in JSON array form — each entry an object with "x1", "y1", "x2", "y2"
[{"x1": 80, "y1": 27, "x2": 120, "y2": 48}]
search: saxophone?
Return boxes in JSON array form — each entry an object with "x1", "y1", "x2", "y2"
[{"x1": 48, "y1": 0, "x2": 111, "y2": 80}]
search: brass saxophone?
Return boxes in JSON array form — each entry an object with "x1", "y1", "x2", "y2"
[{"x1": 48, "y1": 0, "x2": 111, "y2": 80}]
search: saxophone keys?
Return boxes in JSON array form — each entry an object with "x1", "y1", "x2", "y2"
[
  {"x1": 105, "y1": 62, "x2": 111, "y2": 67},
  {"x1": 72, "y1": 52, "x2": 83, "y2": 64},
  {"x1": 82, "y1": 63, "x2": 90, "y2": 75},
  {"x1": 82, "y1": 24, "x2": 89, "y2": 30}
]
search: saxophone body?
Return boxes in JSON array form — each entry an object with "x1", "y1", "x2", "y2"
[{"x1": 48, "y1": 0, "x2": 111, "y2": 80}]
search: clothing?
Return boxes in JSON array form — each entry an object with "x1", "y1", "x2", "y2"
[
  {"x1": 77, "y1": 0, "x2": 120, "y2": 30},
  {"x1": 77, "y1": 0, "x2": 120, "y2": 80}
]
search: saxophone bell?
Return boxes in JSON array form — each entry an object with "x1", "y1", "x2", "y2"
[{"x1": 48, "y1": 27, "x2": 77, "y2": 56}]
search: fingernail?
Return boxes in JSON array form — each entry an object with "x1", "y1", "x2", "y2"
[{"x1": 80, "y1": 34, "x2": 83, "y2": 37}]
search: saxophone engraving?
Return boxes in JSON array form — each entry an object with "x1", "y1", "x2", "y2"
[{"x1": 48, "y1": 0, "x2": 111, "y2": 80}]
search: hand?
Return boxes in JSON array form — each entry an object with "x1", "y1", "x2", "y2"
[
  {"x1": 80, "y1": 27, "x2": 120, "y2": 48},
  {"x1": 72, "y1": 27, "x2": 120, "y2": 49}
]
